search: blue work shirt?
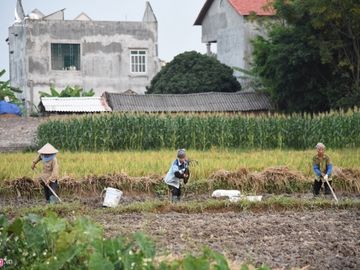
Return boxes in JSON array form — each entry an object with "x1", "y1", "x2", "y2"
[{"x1": 313, "y1": 154, "x2": 333, "y2": 178}]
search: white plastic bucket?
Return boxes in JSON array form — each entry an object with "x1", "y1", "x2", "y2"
[{"x1": 102, "y1": 187, "x2": 123, "y2": 207}]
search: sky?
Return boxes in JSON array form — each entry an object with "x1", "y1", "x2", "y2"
[{"x1": 0, "y1": 0, "x2": 206, "y2": 79}]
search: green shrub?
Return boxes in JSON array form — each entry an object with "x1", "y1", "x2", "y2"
[{"x1": 0, "y1": 212, "x2": 271, "y2": 270}]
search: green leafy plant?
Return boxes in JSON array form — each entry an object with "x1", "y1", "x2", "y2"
[
  {"x1": 0, "y1": 69, "x2": 22, "y2": 105},
  {"x1": 0, "y1": 212, "x2": 268, "y2": 270},
  {"x1": 39, "y1": 85, "x2": 95, "y2": 98}
]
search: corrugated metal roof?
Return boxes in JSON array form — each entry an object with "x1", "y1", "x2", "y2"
[
  {"x1": 194, "y1": 0, "x2": 274, "y2": 25},
  {"x1": 40, "y1": 97, "x2": 111, "y2": 112},
  {"x1": 105, "y1": 91, "x2": 272, "y2": 113}
]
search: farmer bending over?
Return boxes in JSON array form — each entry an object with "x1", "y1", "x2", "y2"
[
  {"x1": 164, "y1": 149, "x2": 190, "y2": 202},
  {"x1": 31, "y1": 143, "x2": 60, "y2": 203},
  {"x1": 312, "y1": 142, "x2": 333, "y2": 196}
]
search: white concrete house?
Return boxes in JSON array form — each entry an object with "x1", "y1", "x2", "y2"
[
  {"x1": 8, "y1": 0, "x2": 160, "y2": 112},
  {"x1": 194, "y1": 0, "x2": 274, "y2": 86}
]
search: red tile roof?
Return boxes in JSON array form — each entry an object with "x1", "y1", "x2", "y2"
[
  {"x1": 229, "y1": 0, "x2": 274, "y2": 16},
  {"x1": 194, "y1": 0, "x2": 274, "y2": 25}
]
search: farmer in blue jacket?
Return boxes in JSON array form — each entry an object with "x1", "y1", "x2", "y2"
[
  {"x1": 312, "y1": 142, "x2": 333, "y2": 196},
  {"x1": 164, "y1": 149, "x2": 190, "y2": 202}
]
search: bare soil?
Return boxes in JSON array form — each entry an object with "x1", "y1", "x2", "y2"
[
  {"x1": 98, "y1": 210, "x2": 360, "y2": 270},
  {"x1": 1, "y1": 194, "x2": 359, "y2": 270}
]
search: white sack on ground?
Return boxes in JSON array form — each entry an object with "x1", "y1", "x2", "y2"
[{"x1": 211, "y1": 189, "x2": 241, "y2": 198}]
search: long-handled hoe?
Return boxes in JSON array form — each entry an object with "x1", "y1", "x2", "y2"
[
  {"x1": 38, "y1": 178, "x2": 63, "y2": 203},
  {"x1": 323, "y1": 176, "x2": 338, "y2": 203},
  {"x1": 44, "y1": 182, "x2": 62, "y2": 203},
  {"x1": 33, "y1": 167, "x2": 63, "y2": 203}
]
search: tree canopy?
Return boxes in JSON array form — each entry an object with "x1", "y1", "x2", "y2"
[
  {"x1": 146, "y1": 51, "x2": 241, "y2": 94},
  {"x1": 252, "y1": 0, "x2": 360, "y2": 112}
]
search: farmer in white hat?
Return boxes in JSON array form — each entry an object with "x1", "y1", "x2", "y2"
[
  {"x1": 31, "y1": 143, "x2": 60, "y2": 203},
  {"x1": 312, "y1": 142, "x2": 333, "y2": 196},
  {"x1": 164, "y1": 149, "x2": 190, "y2": 202}
]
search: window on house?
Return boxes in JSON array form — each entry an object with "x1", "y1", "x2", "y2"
[
  {"x1": 130, "y1": 50, "x2": 147, "y2": 73},
  {"x1": 51, "y1": 43, "x2": 80, "y2": 70}
]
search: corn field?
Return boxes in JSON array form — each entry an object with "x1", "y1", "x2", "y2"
[{"x1": 37, "y1": 109, "x2": 360, "y2": 151}]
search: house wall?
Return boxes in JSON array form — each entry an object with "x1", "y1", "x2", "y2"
[
  {"x1": 8, "y1": 24, "x2": 28, "y2": 104},
  {"x1": 201, "y1": 0, "x2": 268, "y2": 73},
  {"x1": 9, "y1": 19, "x2": 160, "y2": 112}
]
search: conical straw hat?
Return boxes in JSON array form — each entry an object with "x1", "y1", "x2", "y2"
[{"x1": 37, "y1": 143, "x2": 58, "y2": 154}]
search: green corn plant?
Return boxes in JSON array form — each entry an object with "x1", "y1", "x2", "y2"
[{"x1": 36, "y1": 110, "x2": 360, "y2": 151}]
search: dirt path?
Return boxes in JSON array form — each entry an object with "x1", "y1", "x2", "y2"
[{"x1": 98, "y1": 210, "x2": 360, "y2": 270}]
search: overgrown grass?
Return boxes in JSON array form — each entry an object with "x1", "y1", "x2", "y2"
[
  {"x1": 3, "y1": 197, "x2": 360, "y2": 218},
  {"x1": 1, "y1": 148, "x2": 360, "y2": 181},
  {"x1": 104, "y1": 197, "x2": 360, "y2": 214}
]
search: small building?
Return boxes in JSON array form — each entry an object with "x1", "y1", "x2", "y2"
[
  {"x1": 104, "y1": 91, "x2": 272, "y2": 113},
  {"x1": 39, "y1": 97, "x2": 112, "y2": 114},
  {"x1": 194, "y1": 0, "x2": 274, "y2": 84},
  {"x1": 8, "y1": 0, "x2": 160, "y2": 113}
]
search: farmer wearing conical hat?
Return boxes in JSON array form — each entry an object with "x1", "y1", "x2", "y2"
[
  {"x1": 164, "y1": 149, "x2": 190, "y2": 202},
  {"x1": 31, "y1": 143, "x2": 59, "y2": 203},
  {"x1": 312, "y1": 142, "x2": 333, "y2": 196}
]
